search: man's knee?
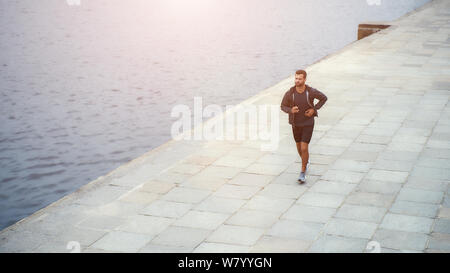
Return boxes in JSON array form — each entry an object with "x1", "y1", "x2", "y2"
[{"x1": 300, "y1": 142, "x2": 309, "y2": 153}]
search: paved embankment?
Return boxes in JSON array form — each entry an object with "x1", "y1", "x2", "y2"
[{"x1": 1, "y1": 0, "x2": 449, "y2": 253}]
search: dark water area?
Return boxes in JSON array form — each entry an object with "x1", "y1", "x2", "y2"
[{"x1": 0, "y1": 0, "x2": 429, "y2": 230}]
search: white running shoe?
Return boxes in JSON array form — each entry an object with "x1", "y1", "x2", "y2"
[{"x1": 298, "y1": 172, "x2": 306, "y2": 183}]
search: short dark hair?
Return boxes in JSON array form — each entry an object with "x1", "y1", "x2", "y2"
[{"x1": 295, "y1": 70, "x2": 307, "y2": 78}]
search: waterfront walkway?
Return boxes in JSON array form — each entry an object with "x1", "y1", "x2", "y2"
[{"x1": 1, "y1": 0, "x2": 450, "y2": 253}]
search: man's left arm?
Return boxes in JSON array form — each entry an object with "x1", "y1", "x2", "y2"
[{"x1": 312, "y1": 87, "x2": 327, "y2": 112}]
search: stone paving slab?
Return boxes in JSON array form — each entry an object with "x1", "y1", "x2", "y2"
[
  {"x1": 427, "y1": 233, "x2": 450, "y2": 251},
  {"x1": 380, "y1": 213, "x2": 435, "y2": 234},
  {"x1": 194, "y1": 196, "x2": 246, "y2": 214},
  {"x1": 396, "y1": 188, "x2": 444, "y2": 204},
  {"x1": 308, "y1": 235, "x2": 369, "y2": 253},
  {"x1": 150, "y1": 226, "x2": 212, "y2": 249},
  {"x1": 335, "y1": 204, "x2": 387, "y2": 223},
  {"x1": 173, "y1": 210, "x2": 229, "y2": 230},
  {"x1": 116, "y1": 215, "x2": 174, "y2": 236},
  {"x1": 324, "y1": 218, "x2": 378, "y2": 239},
  {"x1": 228, "y1": 173, "x2": 275, "y2": 187},
  {"x1": 345, "y1": 192, "x2": 396, "y2": 208},
  {"x1": 309, "y1": 180, "x2": 357, "y2": 195},
  {"x1": 281, "y1": 205, "x2": 335, "y2": 223},
  {"x1": 389, "y1": 201, "x2": 440, "y2": 218},
  {"x1": 194, "y1": 242, "x2": 251, "y2": 253},
  {"x1": 140, "y1": 200, "x2": 192, "y2": 218},
  {"x1": 372, "y1": 229, "x2": 429, "y2": 251},
  {"x1": 206, "y1": 225, "x2": 265, "y2": 246},
  {"x1": 91, "y1": 231, "x2": 153, "y2": 253},
  {"x1": 356, "y1": 179, "x2": 403, "y2": 195},
  {"x1": 250, "y1": 236, "x2": 311, "y2": 253},
  {"x1": 225, "y1": 209, "x2": 281, "y2": 228},
  {"x1": 267, "y1": 220, "x2": 324, "y2": 241},
  {"x1": 296, "y1": 192, "x2": 346, "y2": 208},
  {"x1": 1, "y1": 0, "x2": 450, "y2": 253},
  {"x1": 243, "y1": 195, "x2": 295, "y2": 213},
  {"x1": 161, "y1": 187, "x2": 212, "y2": 204}
]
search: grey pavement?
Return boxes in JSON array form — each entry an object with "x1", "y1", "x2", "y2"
[{"x1": 1, "y1": 0, "x2": 450, "y2": 253}]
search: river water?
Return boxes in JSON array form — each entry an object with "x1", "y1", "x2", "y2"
[{"x1": 0, "y1": 0, "x2": 429, "y2": 230}]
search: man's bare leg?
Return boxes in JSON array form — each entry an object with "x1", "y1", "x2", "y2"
[
  {"x1": 295, "y1": 142, "x2": 309, "y2": 172},
  {"x1": 295, "y1": 142, "x2": 302, "y2": 157}
]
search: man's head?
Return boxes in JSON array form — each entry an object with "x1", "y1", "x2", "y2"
[{"x1": 295, "y1": 70, "x2": 307, "y2": 87}]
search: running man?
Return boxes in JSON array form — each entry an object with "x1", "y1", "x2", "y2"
[{"x1": 280, "y1": 70, "x2": 328, "y2": 183}]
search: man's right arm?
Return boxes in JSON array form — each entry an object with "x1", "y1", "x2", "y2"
[{"x1": 280, "y1": 92, "x2": 292, "y2": 113}]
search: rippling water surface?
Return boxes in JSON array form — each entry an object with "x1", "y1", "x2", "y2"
[{"x1": 0, "y1": 0, "x2": 429, "y2": 229}]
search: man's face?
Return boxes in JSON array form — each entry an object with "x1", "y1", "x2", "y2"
[{"x1": 295, "y1": 74, "x2": 306, "y2": 86}]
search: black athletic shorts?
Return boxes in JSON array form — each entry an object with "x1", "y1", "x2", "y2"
[{"x1": 292, "y1": 125, "x2": 314, "y2": 143}]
